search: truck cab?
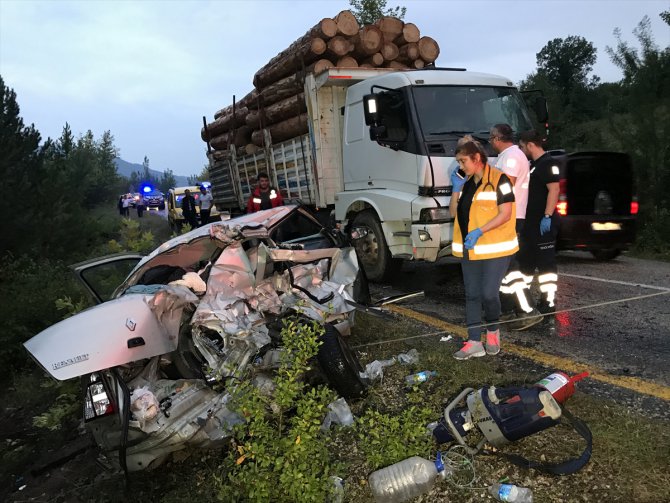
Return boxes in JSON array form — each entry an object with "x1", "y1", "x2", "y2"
[{"x1": 337, "y1": 68, "x2": 540, "y2": 280}]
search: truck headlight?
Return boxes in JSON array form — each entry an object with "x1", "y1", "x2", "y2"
[{"x1": 419, "y1": 207, "x2": 450, "y2": 223}]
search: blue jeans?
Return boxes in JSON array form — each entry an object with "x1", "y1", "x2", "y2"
[{"x1": 461, "y1": 255, "x2": 512, "y2": 340}]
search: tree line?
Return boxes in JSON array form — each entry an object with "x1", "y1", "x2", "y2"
[{"x1": 521, "y1": 12, "x2": 669, "y2": 253}]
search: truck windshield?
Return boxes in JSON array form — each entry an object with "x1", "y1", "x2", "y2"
[{"x1": 412, "y1": 85, "x2": 534, "y2": 138}]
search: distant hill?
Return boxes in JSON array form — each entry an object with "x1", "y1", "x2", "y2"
[{"x1": 114, "y1": 158, "x2": 190, "y2": 187}]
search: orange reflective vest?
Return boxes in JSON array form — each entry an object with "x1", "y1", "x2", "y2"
[{"x1": 452, "y1": 164, "x2": 519, "y2": 260}]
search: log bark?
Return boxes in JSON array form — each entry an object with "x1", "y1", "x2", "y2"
[
  {"x1": 326, "y1": 36, "x2": 353, "y2": 58},
  {"x1": 214, "y1": 90, "x2": 256, "y2": 119},
  {"x1": 210, "y1": 132, "x2": 230, "y2": 150},
  {"x1": 375, "y1": 16, "x2": 404, "y2": 37},
  {"x1": 245, "y1": 93, "x2": 307, "y2": 129},
  {"x1": 201, "y1": 107, "x2": 249, "y2": 141},
  {"x1": 351, "y1": 25, "x2": 383, "y2": 57},
  {"x1": 393, "y1": 23, "x2": 420, "y2": 44},
  {"x1": 385, "y1": 61, "x2": 409, "y2": 70},
  {"x1": 418, "y1": 36, "x2": 440, "y2": 63},
  {"x1": 398, "y1": 42, "x2": 419, "y2": 61},
  {"x1": 362, "y1": 52, "x2": 384, "y2": 67},
  {"x1": 251, "y1": 113, "x2": 309, "y2": 147},
  {"x1": 250, "y1": 73, "x2": 303, "y2": 110},
  {"x1": 305, "y1": 58, "x2": 335, "y2": 75},
  {"x1": 381, "y1": 42, "x2": 399, "y2": 61},
  {"x1": 336, "y1": 56, "x2": 359, "y2": 68},
  {"x1": 334, "y1": 10, "x2": 359, "y2": 36},
  {"x1": 253, "y1": 35, "x2": 329, "y2": 88}
]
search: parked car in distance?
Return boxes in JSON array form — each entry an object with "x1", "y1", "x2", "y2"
[
  {"x1": 551, "y1": 151, "x2": 637, "y2": 260},
  {"x1": 143, "y1": 189, "x2": 165, "y2": 210}
]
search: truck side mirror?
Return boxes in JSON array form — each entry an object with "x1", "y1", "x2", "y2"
[
  {"x1": 534, "y1": 96, "x2": 548, "y2": 123},
  {"x1": 369, "y1": 125, "x2": 387, "y2": 141},
  {"x1": 363, "y1": 94, "x2": 379, "y2": 126}
]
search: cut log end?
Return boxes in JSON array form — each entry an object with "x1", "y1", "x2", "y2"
[{"x1": 334, "y1": 10, "x2": 360, "y2": 36}]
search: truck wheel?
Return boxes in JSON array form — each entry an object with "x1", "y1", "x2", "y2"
[
  {"x1": 317, "y1": 324, "x2": 368, "y2": 399},
  {"x1": 352, "y1": 210, "x2": 400, "y2": 282},
  {"x1": 591, "y1": 248, "x2": 621, "y2": 261}
]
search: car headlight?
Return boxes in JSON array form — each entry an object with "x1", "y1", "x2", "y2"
[{"x1": 419, "y1": 207, "x2": 450, "y2": 223}]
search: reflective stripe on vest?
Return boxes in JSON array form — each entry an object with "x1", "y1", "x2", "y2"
[
  {"x1": 475, "y1": 192, "x2": 498, "y2": 201},
  {"x1": 538, "y1": 272, "x2": 558, "y2": 283},
  {"x1": 269, "y1": 190, "x2": 277, "y2": 199},
  {"x1": 453, "y1": 242, "x2": 463, "y2": 253},
  {"x1": 472, "y1": 237, "x2": 519, "y2": 256},
  {"x1": 253, "y1": 198, "x2": 262, "y2": 204}
]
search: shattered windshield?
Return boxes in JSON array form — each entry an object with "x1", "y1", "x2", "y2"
[{"x1": 413, "y1": 85, "x2": 534, "y2": 138}]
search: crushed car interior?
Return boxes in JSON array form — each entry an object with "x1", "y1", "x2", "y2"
[{"x1": 25, "y1": 205, "x2": 372, "y2": 472}]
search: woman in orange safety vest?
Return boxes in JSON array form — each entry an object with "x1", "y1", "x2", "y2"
[{"x1": 449, "y1": 139, "x2": 518, "y2": 360}]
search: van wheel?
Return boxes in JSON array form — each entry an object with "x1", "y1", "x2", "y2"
[
  {"x1": 352, "y1": 210, "x2": 400, "y2": 282},
  {"x1": 591, "y1": 249, "x2": 621, "y2": 261},
  {"x1": 317, "y1": 324, "x2": 368, "y2": 399}
]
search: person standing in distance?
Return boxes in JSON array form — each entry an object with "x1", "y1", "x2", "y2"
[
  {"x1": 449, "y1": 139, "x2": 518, "y2": 360},
  {"x1": 198, "y1": 185, "x2": 214, "y2": 225},
  {"x1": 517, "y1": 130, "x2": 561, "y2": 316},
  {"x1": 181, "y1": 189, "x2": 199, "y2": 229},
  {"x1": 247, "y1": 172, "x2": 284, "y2": 213},
  {"x1": 490, "y1": 124, "x2": 543, "y2": 330}
]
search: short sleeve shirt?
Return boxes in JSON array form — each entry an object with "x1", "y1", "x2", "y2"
[
  {"x1": 494, "y1": 144, "x2": 530, "y2": 219},
  {"x1": 457, "y1": 169, "x2": 515, "y2": 234},
  {"x1": 526, "y1": 152, "x2": 561, "y2": 225},
  {"x1": 199, "y1": 192, "x2": 213, "y2": 210}
]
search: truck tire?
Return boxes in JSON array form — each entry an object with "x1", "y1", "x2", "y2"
[
  {"x1": 352, "y1": 210, "x2": 400, "y2": 282},
  {"x1": 591, "y1": 248, "x2": 621, "y2": 261},
  {"x1": 317, "y1": 324, "x2": 368, "y2": 399}
]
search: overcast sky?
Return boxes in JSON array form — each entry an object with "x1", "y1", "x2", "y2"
[{"x1": 1, "y1": 0, "x2": 668, "y2": 177}]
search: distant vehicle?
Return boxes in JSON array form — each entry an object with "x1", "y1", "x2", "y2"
[
  {"x1": 128, "y1": 192, "x2": 141, "y2": 208},
  {"x1": 167, "y1": 184, "x2": 227, "y2": 231},
  {"x1": 551, "y1": 151, "x2": 637, "y2": 260},
  {"x1": 143, "y1": 189, "x2": 165, "y2": 210}
]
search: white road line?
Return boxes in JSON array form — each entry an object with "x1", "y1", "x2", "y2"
[{"x1": 561, "y1": 273, "x2": 670, "y2": 292}]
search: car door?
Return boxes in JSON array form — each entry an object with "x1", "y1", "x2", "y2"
[{"x1": 72, "y1": 253, "x2": 144, "y2": 304}]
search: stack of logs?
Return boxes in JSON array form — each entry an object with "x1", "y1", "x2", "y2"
[{"x1": 202, "y1": 11, "x2": 440, "y2": 157}]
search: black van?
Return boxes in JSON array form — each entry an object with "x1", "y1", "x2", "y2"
[{"x1": 550, "y1": 151, "x2": 637, "y2": 260}]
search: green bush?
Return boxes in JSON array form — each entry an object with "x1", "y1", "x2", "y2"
[
  {"x1": 0, "y1": 255, "x2": 86, "y2": 382},
  {"x1": 217, "y1": 317, "x2": 339, "y2": 503}
]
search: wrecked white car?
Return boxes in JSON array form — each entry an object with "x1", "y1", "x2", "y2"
[{"x1": 24, "y1": 205, "x2": 370, "y2": 471}]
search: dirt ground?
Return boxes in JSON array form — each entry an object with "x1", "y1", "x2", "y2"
[{"x1": 2, "y1": 312, "x2": 669, "y2": 503}]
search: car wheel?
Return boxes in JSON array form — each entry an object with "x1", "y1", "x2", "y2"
[
  {"x1": 352, "y1": 210, "x2": 400, "y2": 283},
  {"x1": 316, "y1": 324, "x2": 368, "y2": 398},
  {"x1": 591, "y1": 249, "x2": 621, "y2": 261},
  {"x1": 171, "y1": 321, "x2": 206, "y2": 380}
]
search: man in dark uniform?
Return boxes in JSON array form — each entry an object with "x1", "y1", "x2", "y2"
[
  {"x1": 181, "y1": 189, "x2": 199, "y2": 228},
  {"x1": 517, "y1": 130, "x2": 561, "y2": 315}
]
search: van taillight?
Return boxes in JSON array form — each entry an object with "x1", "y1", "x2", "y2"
[
  {"x1": 556, "y1": 179, "x2": 568, "y2": 216},
  {"x1": 630, "y1": 198, "x2": 639, "y2": 215}
]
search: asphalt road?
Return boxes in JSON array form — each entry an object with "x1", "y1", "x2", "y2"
[{"x1": 369, "y1": 252, "x2": 670, "y2": 412}]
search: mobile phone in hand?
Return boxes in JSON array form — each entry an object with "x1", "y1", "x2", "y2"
[{"x1": 456, "y1": 168, "x2": 466, "y2": 179}]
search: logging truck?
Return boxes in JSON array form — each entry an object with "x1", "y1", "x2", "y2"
[{"x1": 207, "y1": 67, "x2": 546, "y2": 281}]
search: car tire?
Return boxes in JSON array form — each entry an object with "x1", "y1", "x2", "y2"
[
  {"x1": 316, "y1": 324, "x2": 368, "y2": 399},
  {"x1": 171, "y1": 320, "x2": 206, "y2": 380},
  {"x1": 591, "y1": 249, "x2": 621, "y2": 261},
  {"x1": 352, "y1": 210, "x2": 400, "y2": 283}
]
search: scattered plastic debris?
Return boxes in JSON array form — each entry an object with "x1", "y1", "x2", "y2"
[
  {"x1": 321, "y1": 397, "x2": 354, "y2": 431},
  {"x1": 359, "y1": 358, "x2": 396, "y2": 381},
  {"x1": 439, "y1": 335, "x2": 453, "y2": 342},
  {"x1": 396, "y1": 348, "x2": 419, "y2": 365}
]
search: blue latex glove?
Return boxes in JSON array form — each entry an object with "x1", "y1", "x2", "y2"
[
  {"x1": 451, "y1": 168, "x2": 466, "y2": 193},
  {"x1": 464, "y1": 228, "x2": 483, "y2": 250},
  {"x1": 540, "y1": 215, "x2": 552, "y2": 235}
]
